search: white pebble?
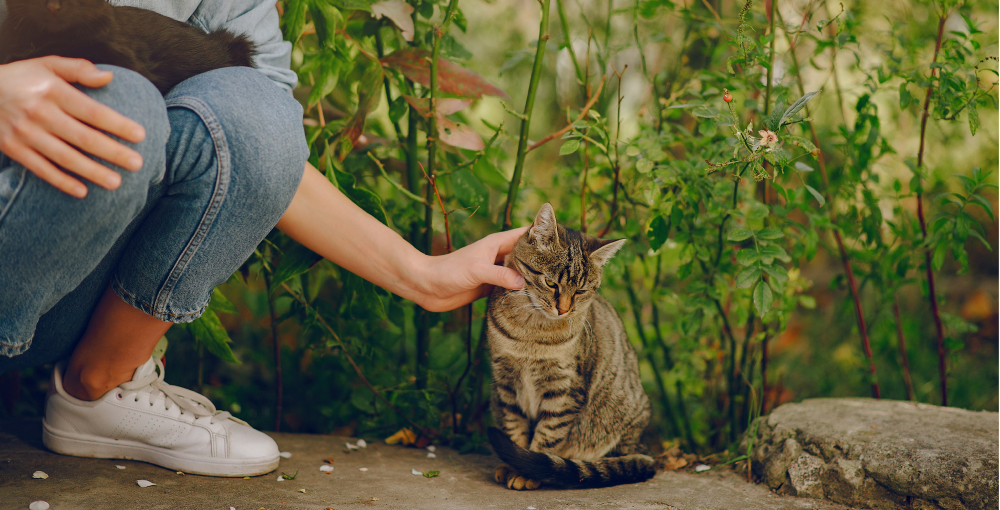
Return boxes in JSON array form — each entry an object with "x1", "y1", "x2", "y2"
[
  {"x1": 279, "y1": 451, "x2": 292, "y2": 458},
  {"x1": 136, "y1": 479, "x2": 156, "y2": 488},
  {"x1": 694, "y1": 464, "x2": 711, "y2": 472},
  {"x1": 427, "y1": 452, "x2": 437, "y2": 459},
  {"x1": 411, "y1": 468, "x2": 422, "y2": 475},
  {"x1": 319, "y1": 465, "x2": 334, "y2": 473},
  {"x1": 32, "y1": 471, "x2": 48, "y2": 479},
  {"x1": 426, "y1": 445, "x2": 436, "y2": 452},
  {"x1": 359, "y1": 467, "x2": 369, "y2": 472},
  {"x1": 277, "y1": 475, "x2": 285, "y2": 482},
  {"x1": 528, "y1": 507, "x2": 536, "y2": 510},
  {"x1": 115, "y1": 465, "x2": 126, "y2": 470},
  {"x1": 28, "y1": 502, "x2": 49, "y2": 510},
  {"x1": 356, "y1": 439, "x2": 367, "y2": 448},
  {"x1": 345, "y1": 442, "x2": 359, "y2": 450}
]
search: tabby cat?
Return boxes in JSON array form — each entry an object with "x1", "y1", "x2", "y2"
[
  {"x1": 486, "y1": 203, "x2": 655, "y2": 490},
  {"x1": 0, "y1": 0, "x2": 256, "y2": 95}
]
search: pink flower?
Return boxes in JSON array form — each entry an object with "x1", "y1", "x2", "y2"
[{"x1": 758, "y1": 130, "x2": 778, "y2": 147}]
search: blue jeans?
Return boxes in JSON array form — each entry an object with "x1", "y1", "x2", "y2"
[{"x1": 0, "y1": 66, "x2": 308, "y2": 372}]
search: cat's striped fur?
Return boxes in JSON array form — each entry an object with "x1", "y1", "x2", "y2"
[{"x1": 486, "y1": 203, "x2": 654, "y2": 490}]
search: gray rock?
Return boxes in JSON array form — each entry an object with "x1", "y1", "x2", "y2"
[{"x1": 750, "y1": 398, "x2": 998, "y2": 510}]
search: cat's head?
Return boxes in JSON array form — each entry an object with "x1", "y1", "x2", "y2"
[
  {"x1": 6, "y1": 0, "x2": 113, "y2": 32},
  {"x1": 509, "y1": 203, "x2": 625, "y2": 319}
]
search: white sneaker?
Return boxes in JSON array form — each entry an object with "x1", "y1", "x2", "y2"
[{"x1": 42, "y1": 357, "x2": 279, "y2": 477}]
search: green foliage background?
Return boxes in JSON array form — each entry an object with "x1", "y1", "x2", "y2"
[{"x1": 7, "y1": 0, "x2": 998, "y2": 455}]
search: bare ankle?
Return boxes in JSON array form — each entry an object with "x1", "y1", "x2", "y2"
[{"x1": 62, "y1": 364, "x2": 132, "y2": 401}]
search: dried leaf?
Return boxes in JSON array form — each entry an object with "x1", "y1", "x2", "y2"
[
  {"x1": 411, "y1": 468, "x2": 422, "y2": 475},
  {"x1": 371, "y1": 0, "x2": 415, "y2": 41},
  {"x1": 438, "y1": 117, "x2": 485, "y2": 150},
  {"x1": 401, "y1": 96, "x2": 472, "y2": 117},
  {"x1": 136, "y1": 480, "x2": 156, "y2": 488},
  {"x1": 28, "y1": 502, "x2": 49, "y2": 510},
  {"x1": 385, "y1": 428, "x2": 417, "y2": 445},
  {"x1": 423, "y1": 470, "x2": 440, "y2": 478},
  {"x1": 320, "y1": 465, "x2": 334, "y2": 473},
  {"x1": 427, "y1": 452, "x2": 437, "y2": 458},
  {"x1": 381, "y1": 48, "x2": 511, "y2": 100},
  {"x1": 32, "y1": 471, "x2": 48, "y2": 479}
]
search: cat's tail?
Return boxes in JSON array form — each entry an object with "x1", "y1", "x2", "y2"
[
  {"x1": 206, "y1": 30, "x2": 257, "y2": 68},
  {"x1": 487, "y1": 427, "x2": 656, "y2": 488}
]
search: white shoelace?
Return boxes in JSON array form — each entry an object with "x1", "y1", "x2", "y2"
[{"x1": 119, "y1": 357, "x2": 247, "y2": 426}]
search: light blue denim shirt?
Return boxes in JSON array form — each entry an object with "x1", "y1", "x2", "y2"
[{"x1": 0, "y1": 0, "x2": 297, "y2": 93}]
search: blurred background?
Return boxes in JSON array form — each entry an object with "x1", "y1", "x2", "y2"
[{"x1": 3, "y1": 0, "x2": 996, "y2": 456}]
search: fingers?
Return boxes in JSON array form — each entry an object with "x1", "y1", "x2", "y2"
[
  {"x1": 43, "y1": 56, "x2": 113, "y2": 90},
  {"x1": 45, "y1": 104, "x2": 142, "y2": 173},
  {"x1": 481, "y1": 264, "x2": 525, "y2": 291},
  {"x1": 54, "y1": 72, "x2": 146, "y2": 146},
  {"x1": 26, "y1": 125, "x2": 122, "y2": 190},
  {"x1": 1, "y1": 139, "x2": 87, "y2": 197},
  {"x1": 490, "y1": 227, "x2": 528, "y2": 264}
]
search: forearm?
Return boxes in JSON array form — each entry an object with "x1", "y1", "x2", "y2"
[{"x1": 276, "y1": 163, "x2": 430, "y2": 303}]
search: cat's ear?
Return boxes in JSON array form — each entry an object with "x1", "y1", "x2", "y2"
[
  {"x1": 590, "y1": 238, "x2": 626, "y2": 267},
  {"x1": 528, "y1": 203, "x2": 559, "y2": 248}
]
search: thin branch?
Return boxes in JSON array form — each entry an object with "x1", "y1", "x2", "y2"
[
  {"x1": 894, "y1": 297, "x2": 916, "y2": 401},
  {"x1": 369, "y1": 152, "x2": 428, "y2": 204},
  {"x1": 419, "y1": 162, "x2": 452, "y2": 254},
  {"x1": 527, "y1": 76, "x2": 607, "y2": 152}
]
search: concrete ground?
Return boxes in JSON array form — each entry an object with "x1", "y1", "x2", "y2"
[{"x1": 1, "y1": 418, "x2": 853, "y2": 510}]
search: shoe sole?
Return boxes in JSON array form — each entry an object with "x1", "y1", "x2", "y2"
[{"x1": 42, "y1": 419, "x2": 279, "y2": 477}]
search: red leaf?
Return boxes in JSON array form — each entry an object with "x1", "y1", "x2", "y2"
[
  {"x1": 401, "y1": 95, "x2": 472, "y2": 117},
  {"x1": 381, "y1": 48, "x2": 511, "y2": 101},
  {"x1": 438, "y1": 117, "x2": 485, "y2": 151}
]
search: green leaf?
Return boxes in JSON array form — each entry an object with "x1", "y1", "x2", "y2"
[
  {"x1": 307, "y1": 54, "x2": 341, "y2": 106},
  {"x1": 762, "y1": 265, "x2": 789, "y2": 284},
  {"x1": 636, "y1": 159, "x2": 655, "y2": 173},
  {"x1": 281, "y1": 0, "x2": 309, "y2": 44},
  {"x1": 327, "y1": 0, "x2": 372, "y2": 12},
  {"x1": 798, "y1": 294, "x2": 817, "y2": 309},
  {"x1": 968, "y1": 194, "x2": 995, "y2": 223},
  {"x1": 692, "y1": 106, "x2": 720, "y2": 118},
  {"x1": 188, "y1": 310, "x2": 239, "y2": 363},
  {"x1": 271, "y1": 243, "x2": 323, "y2": 293},
  {"x1": 381, "y1": 48, "x2": 511, "y2": 100},
  {"x1": 209, "y1": 288, "x2": 238, "y2": 315},
  {"x1": 648, "y1": 214, "x2": 671, "y2": 250},
  {"x1": 753, "y1": 281, "x2": 773, "y2": 316},
  {"x1": 335, "y1": 60, "x2": 384, "y2": 160},
  {"x1": 727, "y1": 227, "x2": 753, "y2": 242},
  {"x1": 310, "y1": 2, "x2": 342, "y2": 50},
  {"x1": 759, "y1": 244, "x2": 791, "y2": 264},
  {"x1": 736, "y1": 266, "x2": 761, "y2": 289},
  {"x1": 779, "y1": 91, "x2": 819, "y2": 127},
  {"x1": 423, "y1": 470, "x2": 441, "y2": 478},
  {"x1": 736, "y1": 249, "x2": 760, "y2": 266},
  {"x1": 794, "y1": 162, "x2": 814, "y2": 172},
  {"x1": 559, "y1": 139, "x2": 581, "y2": 155},
  {"x1": 756, "y1": 227, "x2": 784, "y2": 240},
  {"x1": 931, "y1": 242, "x2": 947, "y2": 271},
  {"x1": 968, "y1": 104, "x2": 980, "y2": 136},
  {"x1": 899, "y1": 83, "x2": 911, "y2": 109},
  {"x1": 448, "y1": 167, "x2": 489, "y2": 211},
  {"x1": 804, "y1": 185, "x2": 826, "y2": 207},
  {"x1": 763, "y1": 101, "x2": 785, "y2": 132},
  {"x1": 746, "y1": 202, "x2": 769, "y2": 220},
  {"x1": 388, "y1": 96, "x2": 408, "y2": 124}
]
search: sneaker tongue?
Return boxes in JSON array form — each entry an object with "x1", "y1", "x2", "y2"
[{"x1": 131, "y1": 357, "x2": 158, "y2": 381}]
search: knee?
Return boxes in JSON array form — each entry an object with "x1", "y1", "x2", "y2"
[
  {"x1": 167, "y1": 67, "x2": 307, "y2": 211},
  {"x1": 86, "y1": 65, "x2": 169, "y2": 188}
]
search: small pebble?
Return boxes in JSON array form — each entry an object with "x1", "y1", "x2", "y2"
[
  {"x1": 426, "y1": 445, "x2": 436, "y2": 452},
  {"x1": 359, "y1": 467, "x2": 368, "y2": 472},
  {"x1": 694, "y1": 464, "x2": 710, "y2": 472},
  {"x1": 356, "y1": 439, "x2": 367, "y2": 448},
  {"x1": 279, "y1": 451, "x2": 292, "y2": 459},
  {"x1": 32, "y1": 471, "x2": 48, "y2": 479},
  {"x1": 28, "y1": 502, "x2": 49, "y2": 510},
  {"x1": 345, "y1": 442, "x2": 359, "y2": 450},
  {"x1": 136, "y1": 480, "x2": 156, "y2": 487},
  {"x1": 411, "y1": 468, "x2": 422, "y2": 476},
  {"x1": 277, "y1": 475, "x2": 285, "y2": 482},
  {"x1": 427, "y1": 452, "x2": 437, "y2": 459},
  {"x1": 115, "y1": 465, "x2": 126, "y2": 470},
  {"x1": 319, "y1": 465, "x2": 334, "y2": 473},
  {"x1": 299, "y1": 488, "x2": 306, "y2": 493}
]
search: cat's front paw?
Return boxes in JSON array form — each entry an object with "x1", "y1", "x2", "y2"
[{"x1": 507, "y1": 473, "x2": 541, "y2": 491}]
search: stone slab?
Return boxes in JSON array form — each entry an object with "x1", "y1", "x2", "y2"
[
  {"x1": 0, "y1": 418, "x2": 852, "y2": 510},
  {"x1": 750, "y1": 398, "x2": 999, "y2": 510}
]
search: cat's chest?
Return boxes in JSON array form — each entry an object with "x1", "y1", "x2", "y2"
[{"x1": 511, "y1": 360, "x2": 579, "y2": 419}]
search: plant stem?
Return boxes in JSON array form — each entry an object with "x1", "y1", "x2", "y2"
[
  {"x1": 763, "y1": 0, "x2": 776, "y2": 116},
  {"x1": 527, "y1": 76, "x2": 606, "y2": 152},
  {"x1": 556, "y1": 0, "x2": 584, "y2": 86},
  {"x1": 503, "y1": 0, "x2": 552, "y2": 229},
  {"x1": 893, "y1": 297, "x2": 916, "y2": 401},
  {"x1": 266, "y1": 275, "x2": 283, "y2": 432},
  {"x1": 778, "y1": 7, "x2": 880, "y2": 399},
  {"x1": 915, "y1": 13, "x2": 948, "y2": 407}
]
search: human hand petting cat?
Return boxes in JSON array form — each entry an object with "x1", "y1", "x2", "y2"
[
  {"x1": 411, "y1": 227, "x2": 528, "y2": 312},
  {"x1": 0, "y1": 56, "x2": 146, "y2": 198}
]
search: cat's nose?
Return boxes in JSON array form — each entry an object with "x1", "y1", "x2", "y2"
[
  {"x1": 47, "y1": 0, "x2": 62, "y2": 12},
  {"x1": 557, "y1": 307, "x2": 569, "y2": 315}
]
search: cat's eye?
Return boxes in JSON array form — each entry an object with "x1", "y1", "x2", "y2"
[
  {"x1": 575, "y1": 290, "x2": 587, "y2": 295},
  {"x1": 544, "y1": 278, "x2": 557, "y2": 288}
]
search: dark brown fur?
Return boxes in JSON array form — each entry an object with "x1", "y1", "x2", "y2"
[{"x1": 0, "y1": 0, "x2": 256, "y2": 95}]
